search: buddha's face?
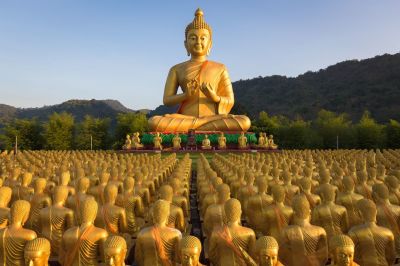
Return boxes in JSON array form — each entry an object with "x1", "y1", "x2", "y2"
[
  {"x1": 25, "y1": 251, "x2": 49, "y2": 266},
  {"x1": 104, "y1": 247, "x2": 126, "y2": 266},
  {"x1": 332, "y1": 246, "x2": 354, "y2": 266},
  {"x1": 185, "y1": 28, "x2": 211, "y2": 56},
  {"x1": 257, "y1": 248, "x2": 279, "y2": 266},
  {"x1": 181, "y1": 247, "x2": 201, "y2": 266}
]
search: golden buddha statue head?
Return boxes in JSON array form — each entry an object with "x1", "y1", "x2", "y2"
[
  {"x1": 104, "y1": 184, "x2": 118, "y2": 204},
  {"x1": 256, "y1": 177, "x2": 268, "y2": 193},
  {"x1": 385, "y1": 175, "x2": 399, "y2": 190},
  {"x1": 22, "y1": 172, "x2": 33, "y2": 186},
  {"x1": 185, "y1": 8, "x2": 212, "y2": 57},
  {"x1": 320, "y1": 184, "x2": 336, "y2": 203},
  {"x1": 100, "y1": 172, "x2": 110, "y2": 184},
  {"x1": 255, "y1": 236, "x2": 279, "y2": 266},
  {"x1": 342, "y1": 176, "x2": 355, "y2": 191},
  {"x1": 329, "y1": 234, "x2": 355, "y2": 266},
  {"x1": 53, "y1": 186, "x2": 68, "y2": 205},
  {"x1": 152, "y1": 199, "x2": 170, "y2": 225},
  {"x1": 299, "y1": 177, "x2": 312, "y2": 192},
  {"x1": 271, "y1": 185, "x2": 285, "y2": 203},
  {"x1": 11, "y1": 200, "x2": 31, "y2": 226},
  {"x1": 245, "y1": 171, "x2": 255, "y2": 185},
  {"x1": 372, "y1": 183, "x2": 389, "y2": 203},
  {"x1": 60, "y1": 171, "x2": 70, "y2": 186},
  {"x1": 123, "y1": 177, "x2": 135, "y2": 191},
  {"x1": 24, "y1": 238, "x2": 51, "y2": 266},
  {"x1": 224, "y1": 198, "x2": 241, "y2": 223},
  {"x1": 179, "y1": 235, "x2": 202, "y2": 266},
  {"x1": 0, "y1": 186, "x2": 12, "y2": 207},
  {"x1": 34, "y1": 178, "x2": 47, "y2": 193},
  {"x1": 216, "y1": 184, "x2": 230, "y2": 203},
  {"x1": 357, "y1": 199, "x2": 376, "y2": 222},
  {"x1": 77, "y1": 177, "x2": 90, "y2": 193},
  {"x1": 292, "y1": 195, "x2": 310, "y2": 220},
  {"x1": 104, "y1": 235, "x2": 127, "y2": 266},
  {"x1": 81, "y1": 198, "x2": 98, "y2": 224},
  {"x1": 159, "y1": 185, "x2": 174, "y2": 202}
]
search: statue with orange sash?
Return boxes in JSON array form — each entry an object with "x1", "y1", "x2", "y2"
[
  {"x1": 148, "y1": 9, "x2": 250, "y2": 132},
  {"x1": 135, "y1": 200, "x2": 182, "y2": 266},
  {"x1": 209, "y1": 198, "x2": 256, "y2": 266},
  {"x1": 60, "y1": 198, "x2": 108, "y2": 266}
]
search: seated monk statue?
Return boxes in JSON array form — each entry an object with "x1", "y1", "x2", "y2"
[
  {"x1": 11, "y1": 172, "x2": 34, "y2": 203},
  {"x1": 264, "y1": 185, "x2": 293, "y2": 240},
  {"x1": 170, "y1": 178, "x2": 189, "y2": 218},
  {"x1": 148, "y1": 9, "x2": 251, "y2": 132},
  {"x1": 24, "y1": 238, "x2": 51, "y2": 266},
  {"x1": 384, "y1": 175, "x2": 400, "y2": 205},
  {"x1": 27, "y1": 178, "x2": 52, "y2": 233},
  {"x1": 153, "y1": 132, "x2": 163, "y2": 150},
  {"x1": 0, "y1": 186, "x2": 12, "y2": 229},
  {"x1": 173, "y1": 134, "x2": 182, "y2": 150},
  {"x1": 268, "y1": 135, "x2": 278, "y2": 149},
  {"x1": 104, "y1": 236, "x2": 127, "y2": 266},
  {"x1": 201, "y1": 135, "x2": 212, "y2": 150},
  {"x1": 238, "y1": 132, "x2": 248, "y2": 149},
  {"x1": 255, "y1": 236, "x2": 284, "y2": 266},
  {"x1": 0, "y1": 200, "x2": 37, "y2": 266},
  {"x1": 60, "y1": 198, "x2": 108, "y2": 265},
  {"x1": 122, "y1": 134, "x2": 131, "y2": 150},
  {"x1": 58, "y1": 171, "x2": 76, "y2": 197},
  {"x1": 39, "y1": 186, "x2": 74, "y2": 257},
  {"x1": 66, "y1": 177, "x2": 94, "y2": 225},
  {"x1": 279, "y1": 195, "x2": 328, "y2": 266},
  {"x1": 335, "y1": 176, "x2": 363, "y2": 229},
  {"x1": 135, "y1": 200, "x2": 182, "y2": 266},
  {"x1": 329, "y1": 234, "x2": 359, "y2": 266},
  {"x1": 200, "y1": 177, "x2": 223, "y2": 219},
  {"x1": 178, "y1": 235, "x2": 204, "y2": 266},
  {"x1": 88, "y1": 171, "x2": 110, "y2": 206},
  {"x1": 132, "y1": 132, "x2": 144, "y2": 149},
  {"x1": 217, "y1": 132, "x2": 226, "y2": 149},
  {"x1": 348, "y1": 199, "x2": 395, "y2": 266},
  {"x1": 95, "y1": 184, "x2": 127, "y2": 236},
  {"x1": 209, "y1": 198, "x2": 256, "y2": 266},
  {"x1": 257, "y1": 132, "x2": 266, "y2": 147}
]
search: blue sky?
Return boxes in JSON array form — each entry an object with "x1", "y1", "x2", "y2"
[{"x1": 1, "y1": 1, "x2": 399, "y2": 110}]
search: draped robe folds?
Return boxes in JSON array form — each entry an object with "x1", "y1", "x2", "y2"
[
  {"x1": 148, "y1": 60, "x2": 250, "y2": 132},
  {"x1": 0, "y1": 229, "x2": 28, "y2": 266}
]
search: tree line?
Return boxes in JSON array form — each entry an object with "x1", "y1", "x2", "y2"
[{"x1": 0, "y1": 109, "x2": 399, "y2": 150}]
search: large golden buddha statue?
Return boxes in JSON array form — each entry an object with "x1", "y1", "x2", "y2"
[{"x1": 148, "y1": 8, "x2": 251, "y2": 132}]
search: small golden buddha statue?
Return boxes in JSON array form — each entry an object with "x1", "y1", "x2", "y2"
[
  {"x1": 299, "y1": 177, "x2": 321, "y2": 209},
  {"x1": 170, "y1": 178, "x2": 189, "y2": 218},
  {"x1": 104, "y1": 236, "x2": 127, "y2": 266},
  {"x1": 217, "y1": 132, "x2": 226, "y2": 149},
  {"x1": 95, "y1": 184, "x2": 127, "y2": 235},
  {"x1": 282, "y1": 169, "x2": 300, "y2": 206},
  {"x1": 371, "y1": 183, "x2": 400, "y2": 256},
  {"x1": 311, "y1": 184, "x2": 348, "y2": 240},
  {"x1": 209, "y1": 198, "x2": 256, "y2": 266},
  {"x1": 335, "y1": 176, "x2": 363, "y2": 228},
  {"x1": 60, "y1": 198, "x2": 108, "y2": 265},
  {"x1": 258, "y1": 132, "x2": 266, "y2": 148},
  {"x1": 132, "y1": 132, "x2": 144, "y2": 149},
  {"x1": 135, "y1": 200, "x2": 182, "y2": 266},
  {"x1": 178, "y1": 235, "x2": 204, "y2": 266},
  {"x1": 122, "y1": 134, "x2": 131, "y2": 150},
  {"x1": 148, "y1": 9, "x2": 251, "y2": 132},
  {"x1": 238, "y1": 171, "x2": 258, "y2": 217},
  {"x1": 11, "y1": 172, "x2": 34, "y2": 203},
  {"x1": 385, "y1": 175, "x2": 400, "y2": 205},
  {"x1": 59, "y1": 171, "x2": 76, "y2": 196},
  {"x1": 88, "y1": 171, "x2": 110, "y2": 205},
  {"x1": 201, "y1": 135, "x2": 212, "y2": 150},
  {"x1": 255, "y1": 236, "x2": 284, "y2": 266},
  {"x1": 27, "y1": 178, "x2": 52, "y2": 232},
  {"x1": 0, "y1": 200, "x2": 37, "y2": 266},
  {"x1": 246, "y1": 177, "x2": 273, "y2": 236},
  {"x1": 355, "y1": 170, "x2": 372, "y2": 200},
  {"x1": 24, "y1": 238, "x2": 51, "y2": 266},
  {"x1": 268, "y1": 135, "x2": 278, "y2": 149},
  {"x1": 0, "y1": 186, "x2": 12, "y2": 229},
  {"x1": 154, "y1": 185, "x2": 185, "y2": 232},
  {"x1": 348, "y1": 199, "x2": 395, "y2": 266},
  {"x1": 173, "y1": 134, "x2": 182, "y2": 150},
  {"x1": 200, "y1": 177, "x2": 223, "y2": 218},
  {"x1": 264, "y1": 185, "x2": 293, "y2": 240},
  {"x1": 329, "y1": 234, "x2": 359, "y2": 266},
  {"x1": 203, "y1": 184, "x2": 231, "y2": 239},
  {"x1": 4, "y1": 167, "x2": 21, "y2": 188},
  {"x1": 153, "y1": 132, "x2": 163, "y2": 150},
  {"x1": 39, "y1": 186, "x2": 75, "y2": 257},
  {"x1": 66, "y1": 177, "x2": 94, "y2": 225},
  {"x1": 279, "y1": 195, "x2": 328, "y2": 266},
  {"x1": 238, "y1": 132, "x2": 248, "y2": 149}
]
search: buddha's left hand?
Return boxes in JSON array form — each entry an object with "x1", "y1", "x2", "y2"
[{"x1": 201, "y1": 82, "x2": 220, "y2": 103}]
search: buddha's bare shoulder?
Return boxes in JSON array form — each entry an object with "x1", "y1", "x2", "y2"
[{"x1": 238, "y1": 226, "x2": 255, "y2": 236}]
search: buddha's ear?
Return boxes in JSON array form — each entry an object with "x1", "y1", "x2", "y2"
[
  {"x1": 184, "y1": 40, "x2": 190, "y2": 56},
  {"x1": 207, "y1": 40, "x2": 213, "y2": 56}
]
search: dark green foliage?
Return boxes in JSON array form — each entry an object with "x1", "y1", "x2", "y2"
[
  {"x1": 43, "y1": 112, "x2": 75, "y2": 150},
  {"x1": 0, "y1": 118, "x2": 43, "y2": 150},
  {"x1": 386, "y1": 120, "x2": 400, "y2": 148},
  {"x1": 75, "y1": 115, "x2": 111, "y2": 150},
  {"x1": 113, "y1": 113, "x2": 149, "y2": 149},
  {"x1": 355, "y1": 111, "x2": 386, "y2": 149}
]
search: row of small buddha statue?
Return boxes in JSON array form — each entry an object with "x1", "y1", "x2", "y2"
[
  {"x1": 123, "y1": 132, "x2": 278, "y2": 150},
  {"x1": 195, "y1": 150, "x2": 400, "y2": 265}
]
